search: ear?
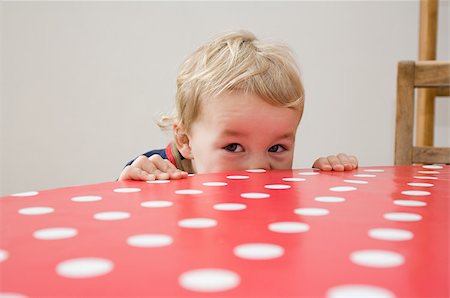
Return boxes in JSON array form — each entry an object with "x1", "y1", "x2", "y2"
[{"x1": 173, "y1": 122, "x2": 194, "y2": 160}]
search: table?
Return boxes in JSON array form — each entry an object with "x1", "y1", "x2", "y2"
[{"x1": 0, "y1": 166, "x2": 448, "y2": 297}]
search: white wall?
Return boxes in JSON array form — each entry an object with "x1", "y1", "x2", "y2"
[{"x1": 1, "y1": 1, "x2": 449, "y2": 196}]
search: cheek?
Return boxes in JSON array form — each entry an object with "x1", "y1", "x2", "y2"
[
  {"x1": 271, "y1": 155, "x2": 294, "y2": 170},
  {"x1": 214, "y1": 160, "x2": 245, "y2": 172},
  {"x1": 194, "y1": 153, "x2": 243, "y2": 173},
  {"x1": 189, "y1": 147, "x2": 221, "y2": 173}
]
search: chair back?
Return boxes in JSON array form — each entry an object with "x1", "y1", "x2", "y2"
[{"x1": 395, "y1": 60, "x2": 450, "y2": 165}]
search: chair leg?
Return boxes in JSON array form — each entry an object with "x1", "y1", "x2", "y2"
[
  {"x1": 416, "y1": 0, "x2": 438, "y2": 146},
  {"x1": 395, "y1": 62, "x2": 415, "y2": 165}
]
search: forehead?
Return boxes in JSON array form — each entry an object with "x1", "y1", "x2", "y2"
[{"x1": 196, "y1": 92, "x2": 301, "y2": 134}]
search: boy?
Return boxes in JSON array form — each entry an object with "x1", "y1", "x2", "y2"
[{"x1": 119, "y1": 31, "x2": 357, "y2": 181}]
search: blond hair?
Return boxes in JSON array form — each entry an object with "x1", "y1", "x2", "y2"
[{"x1": 160, "y1": 30, "x2": 305, "y2": 132}]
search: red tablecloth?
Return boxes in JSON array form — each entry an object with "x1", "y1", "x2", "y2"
[{"x1": 0, "y1": 166, "x2": 448, "y2": 297}]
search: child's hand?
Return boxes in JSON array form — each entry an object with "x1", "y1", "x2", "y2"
[
  {"x1": 118, "y1": 155, "x2": 188, "y2": 181},
  {"x1": 312, "y1": 153, "x2": 358, "y2": 172}
]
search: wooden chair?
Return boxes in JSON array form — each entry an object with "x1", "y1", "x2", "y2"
[{"x1": 395, "y1": 60, "x2": 450, "y2": 165}]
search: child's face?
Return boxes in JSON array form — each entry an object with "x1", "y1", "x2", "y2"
[{"x1": 185, "y1": 92, "x2": 302, "y2": 173}]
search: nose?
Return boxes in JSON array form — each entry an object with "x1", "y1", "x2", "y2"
[{"x1": 245, "y1": 154, "x2": 271, "y2": 171}]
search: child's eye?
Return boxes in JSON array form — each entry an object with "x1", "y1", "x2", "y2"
[
  {"x1": 224, "y1": 143, "x2": 244, "y2": 152},
  {"x1": 268, "y1": 144, "x2": 286, "y2": 153}
]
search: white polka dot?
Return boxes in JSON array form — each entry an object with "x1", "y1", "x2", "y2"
[
  {"x1": 393, "y1": 200, "x2": 427, "y2": 207},
  {"x1": 11, "y1": 191, "x2": 38, "y2": 197},
  {"x1": 179, "y1": 269, "x2": 240, "y2": 293},
  {"x1": 127, "y1": 234, "x2": 173, "y2": 247},
  {"x1": 0, "y1": 293, "x2": 28, "y2": 298},
  {"x1": 246, "y1": 169, "x2": 266, "y2": 173},
  {"x1": 18, "y1": 207, "x2": 54, "y2": 215},
  {"x1": 354, "y1": 174, "x2": 376, "y2": 178},
  {"x1": 344, "y1": 180, "x2": 368, "y2": 185},
  {"x1": 94, "y1": 211, "x2": 130, "y2": 221},
  {"x1": 141, "y1": 201, "x2": 173, "y2": 208},
  {"x1": 418, "y1": 170, "x2": 440, "y2": 174},
  {"x1": 202, "y1": 182, "x2": 228, "y2": 187},
  {"x1": 113, "y1": 187, "x2": 141, "y2": 193},
  {"x1": 234, "y1": 243, "x2": 284, "y2": 260},
  {"x1": 213, "y1": 203, "x2": 247, "y2": 211},
  {"x1": 407, "y1": 182, "x2": 434, "y2": 187},
  {"x1": 175, "y1": 189, "x2": 203, "y2": 195},
  {"x1": 384, "y1": 212, "x2": 422, "y2": 222},
  {"x1": 226, "y1": 175, "x2": 250, "y2": 180},
  {"x1": 268, "y1": 222, "x2": 310, "y2": 233},
  {"x1": 282, "y1": 177, "x2": 306, "y2": 182},
  {"x1": 240, "y1": 192, "x2": 270, "y2": 199},
  {"x1": 350, "y1": 249, "x2": 404, "y2": 268},
  {"x1": 298, "y1": 172, "x2": 320, "y2": 176},
  {"x1": 33, "y1": 228, "x2": 78, "y2": 240},
  {"x1": 146, "y1": 180, "x2": 170, "y2": 184},
  {"x1": 422, "y1": 165, "x2": 443, "y2": 169},
  {"x1": 315, "y1": 196, "x2": 346, "y2": 203},
  {"x1": 413, "y1": 175, "x2": 438, "y2": 180},
  {"x1": 368, "y1": 228, "x2": 413, "y2": 241},
  {"x1": 188, "y1": 174, "x2": 195, "y2": 177},
  {"x1": 0, "y1": 249, "x2": 9, "y2": 263},
  {"x1": 294, "y1": 208, "x2": 330, "y2": 216},
  {"x1": 56, "y1": 258, "x2": 113, "y2": 278},
  {"x1": 364, "y1": 169, "x2": 385, "y2": 173},
  {"x1": 401, "y1": 190, "x2": 430, "y2": 196},
  {"x1": 71, "y1": 195, "x2": 102, "y2": 202},
  {"x1": 264, "y1": 184, "x2": 291, "y2": 190},
  {"x1": 327, "y1": 284, "x2": 395, "y2": 298},
  {"x1": 178, "y1": 218, "x2": 217, "y2": 228},
  {"x1": 330, "y1": 186, "x2": 357, "y2": 192}
]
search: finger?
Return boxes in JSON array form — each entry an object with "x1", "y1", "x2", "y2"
[
  {"x1": 327, "y1": 155, "x2": 344, "y2": 171},
  {"x1": 153, "y1": 169, "x2": 172, "y2": 180},
  {"x1": 169, "y1": 170, "x2": 189, "y2": 180},
  {"x1": 337, "y1": 153, "x2": 353, "y2": 171},
  {"x1": 163, "y1": 160, "x2": 189, "y2": 180},
  {"x1": 131, "y1": 155, "x2": 157, "y2": 174},
  {"x1": 148, "y1": 155, "x2": 174, "y2": 172},
  {"x1": 148, "y1": 156, "x2": 187, "y2": 180},
  {"x1": 118, "y1": 165, "x2": 155, "y2": 181},
  {"x1": 347, "y1": 155, "x2": 358, "y2": 169},
  {"x1": 162, "y1": 159, "x2": 180, "y2": 176},
  {"x1": 313, "y1": 157, "x2": 332, "y2": 171}
]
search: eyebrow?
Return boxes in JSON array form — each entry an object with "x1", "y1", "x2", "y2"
[
  {"x1": 221, "y1": 130, "x2": 295, "y2": 141},
  {"x1": 221, "y1": 130, "x2": 248, "y2": 137}
]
